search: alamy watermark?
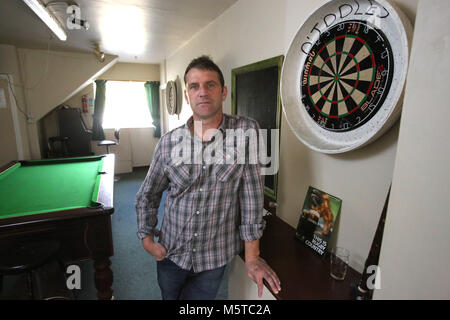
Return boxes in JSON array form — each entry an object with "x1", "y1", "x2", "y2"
[
  {"x1": 170, "y1": 121, "x2": 279, "y2": 176},
  {"x1": 66, "y1": 5, "x2": 89, "y2": 30},
  {"x1": 366, "y1": 264, "x2": 381, "y2": 290},
  {"x1": 66, "y1": 265, "x2": 81, "y2": 290}
]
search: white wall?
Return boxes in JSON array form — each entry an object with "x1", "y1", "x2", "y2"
[
  {"x1": 0, "y1": 44, "x2": 31, "y2": 161},
  {"x1": 374, "y1": 0, "x2": 450, "y2": 299},
  {"x1": 100, "y1": 62, "x2": 160, "y2": 81},
  {"x1": 165, "y1": 0, "x2": 417, "y2": 273},
  {"x1": 129, "y1": 128, "x2": 159, "y2": 167},
  {"x1": 0, "y1": 77, "x2": 19, "y2": 163},
  {"x1": 159, "y1": 0, "x2": 450, "y2": 299},
  {"x1": 18, "y1": 48, "x2": 117, "y2": 124}
]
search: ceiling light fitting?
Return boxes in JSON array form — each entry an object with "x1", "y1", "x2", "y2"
[
  {"x1": 93, "y1": 44, "x2": 105, "y2": 63},
  {"x1": 22, "y1": 0, "x2": 67, "y2": 41}
]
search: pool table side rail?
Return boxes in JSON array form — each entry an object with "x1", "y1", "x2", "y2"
[{"x1": 0, "y1": 160, "x2": 19, "y2": 176}]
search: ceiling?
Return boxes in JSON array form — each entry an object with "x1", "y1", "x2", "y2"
[{"x1": 0, "y1": 0, "x2": 237, "y2": 64}]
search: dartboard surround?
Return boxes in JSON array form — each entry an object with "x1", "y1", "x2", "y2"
[
  {"x1": 301, "y1": 20, "x2": 394, "y2": 132},
  {"x1": 281, "y1": 0, "x2": 412, "y2": 153}
]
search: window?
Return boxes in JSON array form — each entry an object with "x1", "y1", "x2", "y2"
[{"x1": 102, "y1": 81, "x2": 153, "y2": 128}]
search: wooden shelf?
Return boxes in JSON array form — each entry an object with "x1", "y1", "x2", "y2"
[{"x1": 245, "y1": 215, "x2": 362, "y2": 300}]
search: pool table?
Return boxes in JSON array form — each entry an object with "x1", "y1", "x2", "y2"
[{"x1": 0, "y1": 154, "x2": 115, "y2": 300}]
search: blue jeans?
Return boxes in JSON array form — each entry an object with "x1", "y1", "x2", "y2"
[{"x1": 156, "y1": 258, "x2": 226, "y2": 300}]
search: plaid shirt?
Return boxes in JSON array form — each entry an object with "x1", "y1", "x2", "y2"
[{"x1": 135, "y1": 113, "x2": 265, "y2": 272}]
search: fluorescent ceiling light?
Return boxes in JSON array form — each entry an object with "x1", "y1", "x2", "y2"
[{"x1": 22, "y1": 0, "x2": 67, "y2": 41}]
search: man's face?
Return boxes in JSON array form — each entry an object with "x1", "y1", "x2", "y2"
[{"x1": 184, "y1": 68, "x2": 227, "y2": 121}]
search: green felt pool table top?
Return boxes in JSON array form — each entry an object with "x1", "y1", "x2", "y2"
[{"x1": 0, "y1": 156, "x2": 106, "y2": 220}]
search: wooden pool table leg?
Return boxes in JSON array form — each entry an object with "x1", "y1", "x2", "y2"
[{"x1": 94, "y1": 257, "x2": 113, "y2": 300}]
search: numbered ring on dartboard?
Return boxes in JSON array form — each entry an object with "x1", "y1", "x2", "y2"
[{"x1": 281, "y1": 0, "x2": 413, "y2": 153}]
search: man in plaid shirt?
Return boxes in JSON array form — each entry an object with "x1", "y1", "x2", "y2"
[{"x1": 135, "y1": 56, "x2": 281, "y2": 300}]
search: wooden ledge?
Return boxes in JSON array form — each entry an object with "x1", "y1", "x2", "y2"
[{"x1": 241, "y1": 215, "x2": 361, "y2": 300}]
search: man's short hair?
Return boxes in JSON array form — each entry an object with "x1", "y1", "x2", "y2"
[{"x1": 184, "y1": 55, "x2": 225, "y2": 88}]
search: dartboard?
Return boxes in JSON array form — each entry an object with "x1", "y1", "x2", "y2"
[
  {"x1": 302, "y1": 21, "x2": 393, "y2": 132},
  {"x1": 281, "y1": 0, "x2": 413, "y2": 153}
]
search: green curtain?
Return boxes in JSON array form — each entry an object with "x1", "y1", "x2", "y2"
[
  {"x1": 144, "y1": 81, "x2": 161, "y2": 138},
  {"x1": 92, "y1": 80, "x2": 107, "y2": 140}
]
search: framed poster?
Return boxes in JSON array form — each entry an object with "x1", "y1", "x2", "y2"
[
  {"x1": 295, "y1": 186, "x2": 342, "y2": 256},
  {"x1": 231, "y1": 55, "x2": 283, "y2": 201}
]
